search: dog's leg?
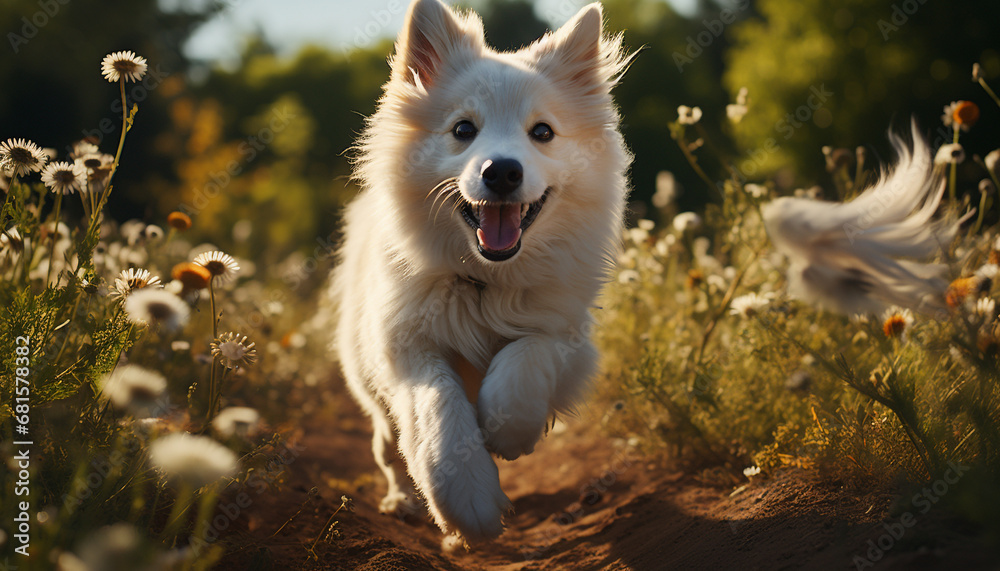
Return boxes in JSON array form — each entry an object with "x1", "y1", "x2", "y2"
[
  {"x1": 477, "y1": 334, "x2": 597, "y2": 460},
  {"x1": 370, "y1": 403, "x2": 420, "y2": 518},
  {"x1": 340, "y1": 354, "x2": 418, "y2": 518},
  {"x1": 388, "y1": 354, "x2": 511, "y2": 541}
]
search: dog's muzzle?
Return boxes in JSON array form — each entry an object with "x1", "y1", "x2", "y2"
[{"x1": 459, "y1": 189, "x2": 550, "y2": 262}]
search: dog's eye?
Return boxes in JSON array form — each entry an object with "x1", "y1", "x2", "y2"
[
  {"x1": 452, "y1": 120, "x2": 478, "y2": 141},
  {"x1": 530, "y1": 122, "x2": 554, "y2": 142}
]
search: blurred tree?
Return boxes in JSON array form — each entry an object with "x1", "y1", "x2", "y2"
[
  {"x1": 0, "y1": 0, "x2": 216, "y2": 220},
  {"x1": 601, "y1": 0, "x2": 740, "y2": 215},
  {"x1": 471, "y1": 0, "x2": 548, "y2": 50},
  {"x1": 725, "y1": 0, "x2": 1000, "y2": 190},
  {"x1": 173, "y1": 39, "x2": 390, "y2": 269}
]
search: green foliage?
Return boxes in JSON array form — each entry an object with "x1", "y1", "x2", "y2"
[
  {"x1": 595, "y1": 77, "x2": 1000, "y2": 539},
  {"x1": 725, "y1": 0, "x2": 1000, "y2": 185}
]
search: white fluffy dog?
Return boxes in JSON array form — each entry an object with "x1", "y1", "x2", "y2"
[{"x1": 330, "y1": 0, "x2": 631, "y2": 542}]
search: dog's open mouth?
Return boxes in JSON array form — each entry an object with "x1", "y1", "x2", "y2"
[{"x1": 460, "y1": 189, "x2": 550, "y2": 262}]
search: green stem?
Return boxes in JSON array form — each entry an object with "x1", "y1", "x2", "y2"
[
  {"x1": 973, "y1": 189, "x2": 988, "y2": 235},
  {"x1": 85, "y1": 79, "x2": 131, "y2": 247},
  {"x1": 160, "y1": 483, "x2": 194, "y2": 541},
  {"x1": 190, "y1": 484, "x2": 221, "y2": 554},
  {"x1": 102, "y1": 79, "x2": 129, "y2": 207},
  {"x1": 207, "y1": 278, "x2": 220, "y2": 421},
  {"x1": 949, "y1": 127, "x2": 959, "y2": 203},
  {"x1": 978, "y1": 77, "x2": 1000, "y2": 109},
  {"x1": 45, "y1": 191, "x2": 64, "y2": 287},
  {"x1": 1, "y1": 173, "x2": 20, "y2": 246},
  {"x1": 674, "y1": 126, "x2": 722, "y2": 199}
]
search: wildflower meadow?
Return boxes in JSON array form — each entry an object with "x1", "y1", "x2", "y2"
[{"x1": 3, "y1": 0, "x2": 1000, "y2": 569}]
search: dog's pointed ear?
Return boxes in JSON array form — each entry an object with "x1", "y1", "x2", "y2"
[
  {"x1": 532, "y1": 3, "x2": 626, "y2": 95},
  {"x1": 391, "y1": 0, "x2": 484, "y2": 88}
]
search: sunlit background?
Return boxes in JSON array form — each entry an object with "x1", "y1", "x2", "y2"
[{"x1": 2, "y1": 0, "x2": 998, "y2": 284}]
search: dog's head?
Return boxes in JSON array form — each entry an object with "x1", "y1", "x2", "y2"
[{"x1": 358, "y1": 0, "x2": 631, "y2": 276}]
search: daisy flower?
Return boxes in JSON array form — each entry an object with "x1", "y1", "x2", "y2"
[
  {"x1": 166, "y1": 211, "x2": 192, "y2": 231},
  {"x1": 171, "y1": 262, "x2": 211, "y2": 294},
  {"x1": 726, "y1": 87, "x2": 749, "y2": 123},
  {"x1": 677, "y1": 105, "x2": 703, "y2": 125},
  {"x1": 986, "y1": 150, "x2": 999, "y2": 175},
  {"x1": 112, "y1": 267, "x2": 161, "y2": 301},
  {"x1": 101, "y1": 51, "x2": 148, "y2": 83},
  {"x1": 729, "y1": 292, "x2": 772, "y2": 318},
  {"x1": 211, "y1": 332, "x2": 257, "y2": 369},
  {"x1": 68, "y1": 139, "x2": 100, "y2": 160},
  {"x1": 99, "y1": 364, "x2": 168, "y2": 417},
  {"x1": 881, "y1": 307, "x2": 914, "y2": 340},
  {"x1": 75, "y1": 152, "x2": 114, "y2": 184},
  {"x1": 144, "y1": 225, "x2": 164, "y2": 241},
  {"x1": 672, "y1": 211, "x2": 702, "y2": 233},
  {"x1": 942, "y1": 100, "x2": 979, "y2": 132},
  {"x1": 974, "y1": 297, "x2": 996, "y2": 320},
  {"x1": 147, "y1": 432, "x2": 238, "y2": 488},
  {"x1": 946, "y1": 276, "x2": 991, "y2": 309},
  {"x1": 617, "y1": 269, "x2": 640, "y2": 284},
  {"x1": 124, "y1": 288, "x2": 190, "y2": 332},
  {"x1": 0, "y1": 138, "x2": 47, "y2": 177},
  {"x1": 934, "y1": 143, "x2": 965, "y2": 165},
  {"x1": 212, "y1": 406, "x2": 261, "y2": 438},
  {"x1": 40, "y1": 161, "x2": 87, "y2": 195},
  {"x1": 193, "y1": 250, "x2": 240, "y2": 284},
  {"x1": 652, "y1": 171, "x2": 677, "y2": 208}
]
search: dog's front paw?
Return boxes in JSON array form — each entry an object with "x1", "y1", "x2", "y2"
[
  {"x1": 427, "y1": 451, "x2": 510, "y2": 541},
  {"x1": 477, "y1": 380, "x2": 549, "y2": 461}
]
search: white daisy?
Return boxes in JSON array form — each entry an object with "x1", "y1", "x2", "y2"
[
  {"x1": 68, "y1": 139, "x2": 100, "y2": 160},
  {"x1": 112, "y1": 268, "x2": 162, "y2": 301},
  {"x1": 986, "y1": 150, "x2": 999, "y2": 175},
  {"x1": 99, "y1": 364, "x2": 168, "y2": 417},
  {"x1": 101, "y1": 51, "x2": 148, "y2": 83},
  {"x1": 652, "y1": 171, "x2": 677, "y2": 208},
  {"x1": 934, "y1": 143, "x2": 965, "y2": 165},
  {"x1": 212, "y1": 406, "x2": 261, "y2": 438},
  {"x1": 677, "y1": 105, "x2": 703, "y2": 125},
  {"x1": 40, "y1": 161, "x2": 87, "y2": 195},
  {"x1": 974, "y1": 297, "x2": 996, "y2": 319},
  {"x1": 210, "y1": 332, "x2": 257, "y2": 369},
  {"x1": 75, "y1": 152, "x2": 114, "y2": 184},
  {"x1": 147, "y1": 432, "x2": 238, "y2": 488},
  {"x1": 0, "y1": 138, "x2": 48, "y2": 177},
  {"x1": 729, "y1": 292, "x2": 773, "y2": 318},
  {"x1": 672, "y1": 212, "x2": 702, "y2": 233},
  {"x1": 193, "y1": 250, "x2": 240, "y2": 285},
  {"x1": 881, "y1": 307, "x2": 914, "y2": 341},
  {"x1": 124, "y1": 289, "x2": 189, "y2": 332},
  {"x1": 726, "y1": 87, "x2": 749, "y2": 123},
  {"x1": 617, "y1": 269, "x2": 640, "y2": 284}
]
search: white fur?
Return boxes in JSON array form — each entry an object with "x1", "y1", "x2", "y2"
[
  {"x1": 762, "y1": 120, "x2": 969, "y2": 317},
  {"x1": 329, "y1": 0, "x2": 630, "y2": 542}
]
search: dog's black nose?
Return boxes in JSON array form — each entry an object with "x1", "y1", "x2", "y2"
[{"x1": 481, "y1": 158, "x2": 523, "y2": 196}]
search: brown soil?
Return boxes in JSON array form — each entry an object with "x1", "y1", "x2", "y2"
[{"x1": 215, "y1": 394, "x2": 996, "y2": 570}]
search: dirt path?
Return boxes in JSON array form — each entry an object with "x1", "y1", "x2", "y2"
[{"x1": 216, "y1": 393, "x2": 995, "y2": 570}]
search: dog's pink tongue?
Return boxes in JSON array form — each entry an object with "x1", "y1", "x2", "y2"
[{"x1": 476, "y1": 204, "x2": 522, "y2": 252}]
